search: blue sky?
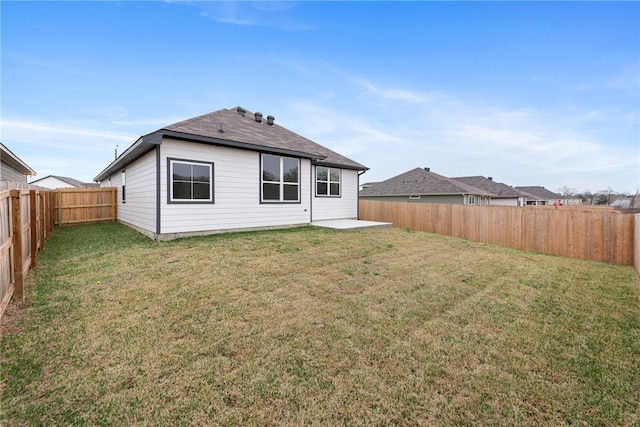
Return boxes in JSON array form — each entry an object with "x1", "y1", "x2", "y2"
[{"x1": 2, "y1": 1, "x2": 639, "y2": 194}]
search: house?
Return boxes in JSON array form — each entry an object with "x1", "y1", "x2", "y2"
[
  {"x1": 452, "y1": 176, "x2": 525, "y2": 206},
  {"x1": 0, "y1": 142, "x2": 36, "y2": 183},
  {"x1": 29, "y1": 175, "x2": 99, "y2": 189},
  {"x1": 611, "y1": 197, "x2": 631, "y2": 209},
  {"x1": 515, "y1": 186, "x2": 562, "y2": 206},
  {"x1": 359, "y1": 181, "x2": 379, "y2": 191},
  {"x1": 359, "y1": 167, "x2": 492, "y2": 205},
  {"x1": 94, "y1": 106, "x2": 368, "y2": 241}
]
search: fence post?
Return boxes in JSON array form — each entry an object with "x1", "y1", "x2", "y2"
[
  {"x1": 39, "y1": 191, "x2": 46, "y2": 250},
  {"x1": 49, "y1": 191, "x2": 55, "y2": 231},
  {"x1": 10, "y1": 190, "x2": 24, "y2": 302},
  {"x1": 56, "y1": 190, "x2": 62, "y2": 227},
  {"x1": 30, "y1": 190, "x2": 38, "y2": 268}
]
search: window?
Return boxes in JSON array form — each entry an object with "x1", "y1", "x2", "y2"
[
  {"x1": 468, "y1": 195, "x2": 476, "y2": 205},
  {"x1": 316, "y1": 166, "x2": 340, "y2": 197},
  {"x1": 261, "y1": 154, "x2": 299, "y2": 203},
  {"x1": 121, "y1": 170, "x2": 126, "y2": 203},
  {"x1": 168, "y1": 159, "x2": 214, "y2": 203},
  {"x1": 409, "y1": 195, "x2": 421, "y2": 200}
]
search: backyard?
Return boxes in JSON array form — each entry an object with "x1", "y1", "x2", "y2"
[{"x1": 1, "y1": 223, "x2": 639, "y2": 426}]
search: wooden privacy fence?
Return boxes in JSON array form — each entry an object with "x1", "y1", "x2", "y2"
[
  {"x1": 1, "y1": 186, "x2": 117, "y2": 321},
  {"x1": 1, "y1": 188, "x2": 55, "y2": 319},
  {"x1": 56, "y1": 187, "x2": 117, "y2": 226},
  {"x1": 359, "y1": 200, "x2": 635, "y2": 266}
]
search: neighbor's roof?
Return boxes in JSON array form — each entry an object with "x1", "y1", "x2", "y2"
[
  {"x1": 453, "y1": 176, "x2": 524, "y2": 199},
  {"x1": 515, "y1": 186, "x2": 562, "y2": 200},
  {"x1": 359, "y1": 168, "x2": 493, "y2": 197},
  {"x1": 29, "y1": 175, "x2": 98, "y2": 188},
  {"x1": 95, "y1": 106, "x2": 367, "y2": 182},
  {"x1": 0, "y1": 142, "x2": 36, "y2": 176}
]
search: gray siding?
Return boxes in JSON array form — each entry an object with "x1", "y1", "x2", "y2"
[
  {"x1": 101, "y1": 149, "x2": 156, "y2": 234},
  {"x1": 0, "y1": 161, "x2": 27, "y2": 183},
  {"x1": 160, "y1": 139, "x2": 311, "y2": 235},
  {"x1": 312, "y1": 168, "x2": 359, "y2": 221}
]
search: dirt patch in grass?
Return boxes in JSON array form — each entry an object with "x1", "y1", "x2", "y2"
[{"x1": 2, "y1": 223, "x2": 639, "y2": 425}]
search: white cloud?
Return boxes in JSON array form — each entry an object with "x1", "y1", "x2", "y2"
[
  {"x1": 1, "y1": 118, "x2": 139, "y2": 182},
  {"x1": 191, "y1": 1, "x2": 313, "y2": 30},
  {"x1": 354, "y1": 79, "x2": 427, "y2": 104},
  {"x1": 278, "y1": 72, "x2": 638, "y2": 192},
  {"x1": 1, "y1": 119, "x2": 135, "y2": 147},
  {"x1": 606, "y1": 63, "x2": 640, "y2": 93}
]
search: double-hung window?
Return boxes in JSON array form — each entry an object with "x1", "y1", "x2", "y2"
[
  {"x1": 316, "y1": 166, "x2": 340, "y2": 197},
  {"x1": 168, "y1": 158, "x2": 214, "y2": 203},
  {"x1": 261, "y1": 154, "x2": 299, "y2": 203}
]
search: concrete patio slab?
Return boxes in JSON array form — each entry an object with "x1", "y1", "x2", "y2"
[{"x1": 311, "y1": 219, "x2": 393, "y2": 231}]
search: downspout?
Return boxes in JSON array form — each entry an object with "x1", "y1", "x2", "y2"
[
  {"x1": 357, "y1": 169, "x2": 367, "y2": 219},
  {"x1": 309, "y1": 162, "x2": 313, "y2": 223},
  {"x1": 155, "y1": 145, "x2": 161, "y2": 241}
]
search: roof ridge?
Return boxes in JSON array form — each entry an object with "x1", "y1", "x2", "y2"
[{"x1": 161, "y1": 107, "x2": 243, "y2": 130}]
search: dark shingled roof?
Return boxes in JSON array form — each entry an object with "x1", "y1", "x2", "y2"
[
  {"x1": 163, "y1": 107, "x2": 366, "y2": 170},
  {"x1": 95, "y1": 106, "x2": 366, "y2": 182},
  {"x1": 359, "y1": 167, "x2": 493, "y2": 197},
  {"x1": 453, "y1": 176, "x2": 523, "y2": 199},
  {"x1": 515, "y1": 186, "x2": 562, "y2": 200}
]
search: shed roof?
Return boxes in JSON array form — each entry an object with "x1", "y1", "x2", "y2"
[
  {"x1": 359, "y1": 167, "x2": 493, "y2": 197},
  {"x1": 95, "y1": 106, "x2": 366, "y2": 182}
]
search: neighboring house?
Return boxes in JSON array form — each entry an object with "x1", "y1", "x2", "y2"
[
  {"x1": 359, "y1": 167, "x2": 492, "y2": 205},
  {"x1": 0, "y1": 142, "x2": 36, "y2": 183},
  {"x1": 29, "y1": 175, "x2": 99, "y2": 189},
  {"x1": 515, "y1": 186, "x2": 563, "y2": 206},
  {"x1": 452, "y1": 176, "x2": 525, "y2": 206},
  {"x1": 561, "y1": 196, "x2": 583, "y2": 206},
  {"x1": 611, "y1": 197, "x2": 631, "y2": 209},
  {"x1": 359, "y1": 181, "x2": 379, "y2": 191},
  {"x1": 94, "y1": 106, "x2": 368, "y2": 241}
]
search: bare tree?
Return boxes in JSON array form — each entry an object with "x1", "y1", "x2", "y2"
[
  {"x1": 631, "y1": 187, "x2": 640, "y2": 208},
  {"x1": 578, "y1": 190, "x2": 594, "y2": 205},
  {"x1": 557, "y1": 186, "x2": 577, "y2": 197}
]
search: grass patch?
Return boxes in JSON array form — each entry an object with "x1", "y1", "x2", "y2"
[{"x1": 1, "y1": 223, "x2": 639, "y2": 425}]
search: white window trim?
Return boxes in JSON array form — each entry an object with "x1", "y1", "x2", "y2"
[
  {"x1": 168, "y1": 158, "x2": 214, "y2": 204},
  {"x1": 261, "y1": 154, "x2": 300, "y2": 203},
  {"x1": 315, "y1": 166, "x2": 341, "y2": 197},
  {"x1": 409, "y1": 195, "x2": 421, "y2": 200}
]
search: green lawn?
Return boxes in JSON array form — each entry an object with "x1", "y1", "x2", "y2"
[{"x1": 1, "y1": 223, "x2": 639, "y2": 426}]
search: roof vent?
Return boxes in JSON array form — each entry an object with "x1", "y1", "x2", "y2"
[
  {"x1": 254, "y1": 112, "x2": 263, "y2": 123},
  {"x1": 236, "y1": 107, "x2": 246, "y2": 116},
  {"x1": 488, "y1": 177, "x2": 493, "y2": 181},
  {"x1": 424, "y1": 167, "x2": 430, "y2": 172},
  {"x1": 267, "y1": 115, "x2": 275, "y2": 126}
]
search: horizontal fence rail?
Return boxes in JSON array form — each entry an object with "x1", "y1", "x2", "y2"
[
  {"x1": 359, "y1": 200, "x2": 635, "y2": 266},
  {"x1": 0, "y1": 188, "x2": 54, "y2": 320},
  {"x1": 1, "y1": 184, "x2": 118, "y2": 321},
  {"x1": 56, "y1": 187, "x2": 117, "y2": 226}
]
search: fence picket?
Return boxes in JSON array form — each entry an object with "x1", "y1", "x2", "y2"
[
  {"x1": 1, "y1": 185, "x2": 118, "y2": 321},
  {"x1": 359, "y1": 200, "x2": 635, "y2": 266}
]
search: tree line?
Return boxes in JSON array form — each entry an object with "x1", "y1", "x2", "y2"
[{"x1": 557, "y1": 186, "x2": 640, "y2": 207}]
